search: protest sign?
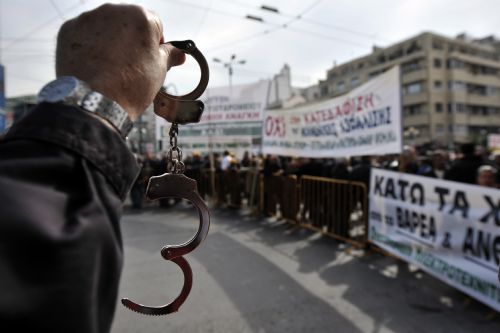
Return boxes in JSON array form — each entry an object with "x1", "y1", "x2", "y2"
[
  {"x1": 200, "y1": 80, "x2": 270, "y2": 123},
  {"x1": 157, "y1": 80, "x2": 269, "y2": 157},
  {"x1": 369, "y1": 168, "x2": 500, "y2": 311},
  {"x1": 488, "y1": 134, "x2": 500, "y2": 150},
  {"x1": 262, "y1": 66, "x2": 402, "y2": 158}
]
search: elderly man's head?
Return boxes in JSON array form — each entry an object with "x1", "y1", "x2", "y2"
[{"x1": 477, "y1": 165, "x2": 497, "y2": 187}]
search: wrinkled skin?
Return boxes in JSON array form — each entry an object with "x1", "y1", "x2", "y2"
[{"x1": 56, "y1": 3, "x2": 185, "y2": 121}]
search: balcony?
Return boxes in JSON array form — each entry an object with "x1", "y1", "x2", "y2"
[
  {"x1": 402, "y1": 92, "x2": 427, "y2": 105},
  {"x1": 449, "y1": 69, "x2": 500, "y2": 86},
  {"x1": 401, "y1": 69, "x2": 427, "y2": 84}
]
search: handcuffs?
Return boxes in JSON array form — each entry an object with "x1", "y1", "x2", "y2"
[{"x1": 121, "y1": 40, "x2": 210, "y2": 316}]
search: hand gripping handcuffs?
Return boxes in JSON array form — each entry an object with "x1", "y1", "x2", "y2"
[{"x1": 121, "y1": 40, "x2": 210, "y2": 316}]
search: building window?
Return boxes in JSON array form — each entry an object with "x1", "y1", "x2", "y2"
[
  {"x1": 328, "y1": 72, "x2": 337, "y2": 79},
  {"x1": 435, "y1": 124, "x2": 445, "y2": 134},
  {"x1": 432, "y1": 40, "x2": 444, "y2": 50},
  {"x1": 467, "y1": 83, "x2": 487, "y2": 95},
  {"x1": 469, "y1": 64, "x2": 498, "y2": 76},
  {"x1": 320, "y1": 85, "x2": 328, "y2": 97},
  {"x1": 388, "y1": 48, "x2": 404, "y2": 61},
  {"x1": 490, "y1": 107, "x2": 500, "y2": 115},
  {"x1": 402, "y1": 59, "x2": 423, "y2": 73},
  {"x1": 406, "y1": 41, "x2": 422, "y2": 54},
  {"x1": 405, "y1": 82, "x2": 422, "y2": 95},
  {"x1": 448, "y1": 80, "x2": 466, "y2": 91},
  {"x1": 405, "y1": 104, "x2": 422, "y2": 116},
  {"x1": 487, "y1": 86, "x2": 499, "y2": 96},
  {"x1": 456, "y1": 103, "x2": 465, "y2": 113},
  {"x1": 350, "y1": 77, "x2": 360, "y2": 87},
  {"x1": 447, "y1": 103, "x2": 453, "y2": 113},
  {"x1": 454, "y1": 125, "x2": 468, "y2": 135},
  {"x1": 435, "y1": 103, "x2": 443, "y2": 113},
  {"x1": 337, "y1": 81, "x2": 345, "y2": 92},
  {"x1": 434, "y1": 58, "x2": 442, "y2": 68},
  {"x1": 434, "y1": 80, "x2": 443, "y2": 90},
  {"x1": 447, "y1": 58, "x2": 464, "y2": 69}
]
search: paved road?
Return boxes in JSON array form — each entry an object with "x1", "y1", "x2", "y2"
[{"x1": 112, "y1": 203, "x2": 499, "y2": 333}]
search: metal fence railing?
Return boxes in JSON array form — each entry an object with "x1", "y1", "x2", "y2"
[
  {"x1": 194, "y1": 169, "x2": 368, "y2": 248},
  {"x1": 299, "y1": 176, "x2": 368, "y2": 248}
]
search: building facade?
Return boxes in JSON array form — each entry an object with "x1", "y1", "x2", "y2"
[
  {"x1": 4, "y1": 94, "x2": 37, "y2": 134},
  {"x1": 302, "y1": 32, "x2": 500, "y2": 147}
]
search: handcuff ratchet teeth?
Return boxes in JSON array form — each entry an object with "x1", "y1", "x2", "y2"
[{"x1": 121, "y1": 39, "x2": 210, "y2": 316}]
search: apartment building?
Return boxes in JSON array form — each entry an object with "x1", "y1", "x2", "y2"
[{"x1": 302, "y1": 32, "x2": 500, "y2": 147}]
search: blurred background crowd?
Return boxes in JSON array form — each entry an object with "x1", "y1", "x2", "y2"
[{"x1": 129, "y1": 142, "x2": 500, "y2": 209}]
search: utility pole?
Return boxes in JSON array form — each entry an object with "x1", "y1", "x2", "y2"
[{"x1": 212, "y1": 54, "x2": 246, "y2": 96}]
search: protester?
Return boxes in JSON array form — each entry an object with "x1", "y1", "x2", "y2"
[
  {"x1": 476, "y1": 165, "x2": 498, "y2": 188},
  {"x1": 350, "y1": 155, "x2": 372, "y2": 188},
  {"x1": 220, "y1": 150, "x2": 232, "y2": 170},
  {"x1": 296, "y1": 157, "x2": 323, "y2": 177},
  {"x1": 398, "y1": 146, "x2": 419, "y2": 174},
  {"x1": 431, "y1": 149, "x2": 449, "y2": 179},
  {"x1": 492, "y1": 151, "x2": 500, "y2": 184},
  {"x1": 444, "y1": 142, "x2": 483, "y2": 184},
  {"x1": 330, "y1": 157, "x2": 351, "y2": 180},
  {"x1": 241, "y1": 151, "x2": 251, "y2": 167},
  {"x1": 0, "y1": 4, "x2": 185, "y2": 331}
]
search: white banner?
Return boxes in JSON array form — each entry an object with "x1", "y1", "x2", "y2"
[
  {"x1": 262, "y1": 66, "x2": 402, "y2": 158},
  {"x1": 157, "y1": 80, "x2": 269, "y2": 157},
  {"x1": 488, "y1": 134, "x2": 500, "y2": 149},
  {"x1": 369, "y1": 168, "x2": 500, "y2": 311},
  {"x1": 201, "y1": 80, "x2": 270, "y2": 123}
]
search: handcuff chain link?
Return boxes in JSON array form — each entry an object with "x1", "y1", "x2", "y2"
[{"x1": 167, "y1": 123, "x2": 185, "y2": 174}]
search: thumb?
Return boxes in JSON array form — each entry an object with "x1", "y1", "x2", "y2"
[{"x1": 161, "y1": 43, "x2": 186, "y2": 71}]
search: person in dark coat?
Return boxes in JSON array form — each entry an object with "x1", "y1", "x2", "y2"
[
  {"x1": 0, "y1": 4, "x2": 185, "y2": 332},
  {"x1": 350, "y1": 155, "x2": 372, "y2": 188},
  {"x1": 444, "y1": 143, "x2": 483, "y2": 184},
  {"x1": 330, "y1": 157, "x2": 351, "y2": 180}
]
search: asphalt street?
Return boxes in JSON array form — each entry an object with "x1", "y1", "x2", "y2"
[{"x1": 112, "y1": 203, "x2": 499, "y2": 333}]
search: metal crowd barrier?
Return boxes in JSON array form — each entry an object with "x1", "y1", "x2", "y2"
[
  {"x1": 299, "y1": 176, "x2": 368, "y2": 248},
  {"x1": 199, "y1": 169, "x2": 368, "y2": 248},
  {"x1": 280, "y1": 175, "x2": 300, "y2": 221}
]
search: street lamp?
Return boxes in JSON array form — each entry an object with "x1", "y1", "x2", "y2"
[{"x1": 212, "y1": 55, "x2": 246, "y2": 95}]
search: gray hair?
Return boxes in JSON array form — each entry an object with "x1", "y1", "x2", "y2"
[{"x1": 478, "y1": 165, "x2": 497, "y2": 176}]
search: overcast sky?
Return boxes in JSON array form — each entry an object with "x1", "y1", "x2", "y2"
[{"x1": 2, "y1": 0, "x2": 500, "y2": 97}]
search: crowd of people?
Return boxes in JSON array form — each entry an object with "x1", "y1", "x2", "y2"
[
  {"x1": 259, "y1": 142, "x2": 500, "y2": 189},
  {"x1": 130, "y1": 142, "x2": 499, "y2": 208}
]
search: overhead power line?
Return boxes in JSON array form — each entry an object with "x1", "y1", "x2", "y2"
[
  {"x1": 216, "y1": 0, "x2": 389, "y2": 42},
  {"x1": 205, "y1": 0, "x2": 369, "y2": 52},
  {"x1": 163, "y1": 0, "x2": 371, "y2": 52},
  {"x1": 193, "y1": 0, "x2": 214, "y2": 38},
  {"x1": 206, "y1": 0, "x2": 324, "y2": 51},
  {"x1": 161, "y1": 0, "x2": 242, "y2": 21},
  {"x1": 49, "y1": 0, "x2": 66, "y2": 21}
]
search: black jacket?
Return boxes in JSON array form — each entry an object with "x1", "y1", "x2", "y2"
[
  {"x1": 0, "y1": 103, "x2": 139, "y2": 332},
  {"x1": 444, "y1": 155, "x2": 483, "y2": 184}
]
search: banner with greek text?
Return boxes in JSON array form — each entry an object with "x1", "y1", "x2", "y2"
[
  {"x1": 262, "y1": 66, "x2": 402, "y2": 158},
  {"x1": 488, "y1": 134, "x2": 500, "y2": 150},
  {"x1": 369, "y1": 168, "x2": 500, "y2": 311},
  {"x1": 200, "y1": 80, "x2": 270, "y2": 123},
  {"x1": 157, "y1": 80, "x2": 269, "y2": 157}
]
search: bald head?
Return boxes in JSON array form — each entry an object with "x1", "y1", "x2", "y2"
[{"x1": 55, "y1": 3, "x2": 184, "y2": 120}]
